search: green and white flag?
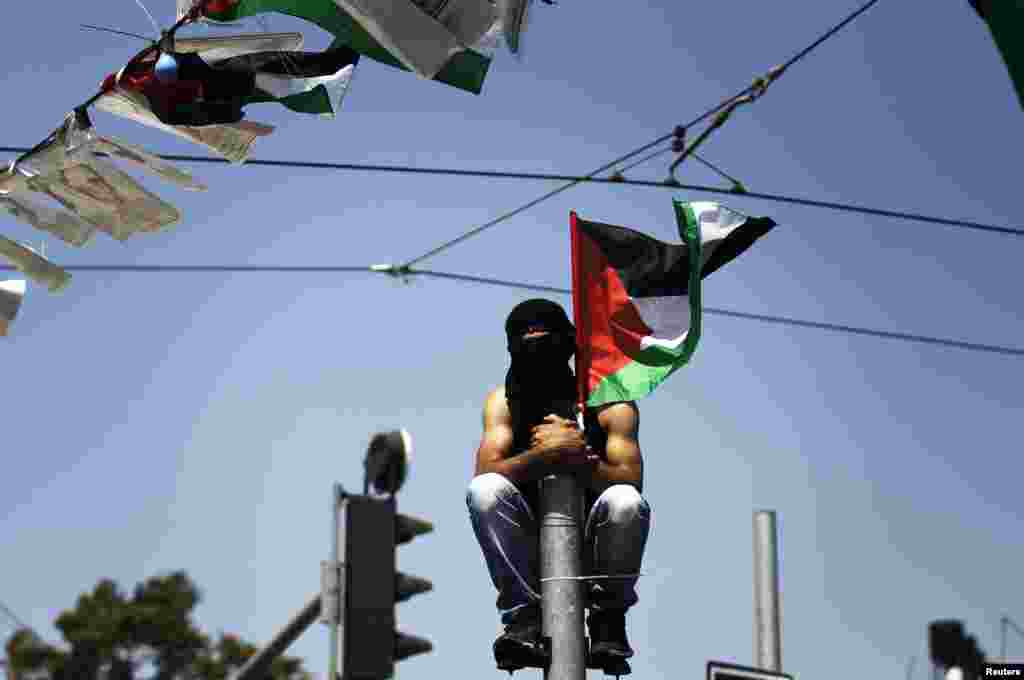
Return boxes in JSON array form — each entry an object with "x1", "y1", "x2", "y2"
[
  {"x1": 332, "y1": 0, "x2": 497, "y2": 80},
  {"x1": 182, "y1": 0, "x2": 493, "y2": 93}
]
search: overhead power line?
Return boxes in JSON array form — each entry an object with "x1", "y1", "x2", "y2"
[
  {"x1": 3, "y1": 263, "x2": 1019, "y2": 358},
  {"x1": 397, "y1": 0, "x2": 884, "y2": 268},
  {"x1": 0, "y1": 264, "x2": 377, "y2": 273},
  {"x1": 80, "y1": 23, "x2": 153, "y2": 42},
  {"x1": 0, "y1": 149, "x2": 1013, "y2": 237},
  {"x1": 405, "y1": 269, "x2": 1024, "y2": 358}
]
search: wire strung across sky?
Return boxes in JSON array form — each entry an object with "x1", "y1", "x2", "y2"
[
  {"x1": 1, "y1": 263, "x2": 1019, "y2": 358},
  {"x1": 2, "y1": 0, "x2": 1018, "y2": 358},
  {"x1": 397, "y1": 0, "x2": 885, "y2": 268},
  {"x1": 0, "y1": 148, "x2": 1015, "y2": 237}
]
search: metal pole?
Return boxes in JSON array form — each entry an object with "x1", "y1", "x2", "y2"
[
  {"x1": 753, "y1": 510, "x2": 782, "y2": 672},
  {"x1": 1003, "y1": 616, "x2": 1009, "y2": 663},
  {"x1": 1004, "y1": 615, "x2": 1024, "y2": 662},
  {"x1": 328, "y1": 483, "x2": 343, "y2": 680},
  {"x1": 540, "y1": 474, "x2": 587, "y2": 680},
  {"x1": 233, "y1": 594, "x2": 322, "y2": 680}
]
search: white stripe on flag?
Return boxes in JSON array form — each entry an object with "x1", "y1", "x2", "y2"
[
  {"x1": 332, "y1": 0, "x2": 490, "y2": 79},
  {"x1": 688, "y1": 201, "x2": 752, "y2": 269},
  {"x1": 253, "y1": 63, "x2": 356, "y2": 115},
  {"x1": 635, "y1": 295, "x2": 693, "y2": 352}
]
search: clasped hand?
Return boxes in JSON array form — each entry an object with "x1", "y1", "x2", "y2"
[{"x1": 530, "y1": 414, "x2": 599, "y2": 470}]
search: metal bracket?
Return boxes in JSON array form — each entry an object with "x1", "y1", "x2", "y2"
[
  {"x1": 369, "y1": 263, "x2": 414, "y2": 284},
  {"x1": 320, "y1": 560, "x2": 345, "y2": 625}
]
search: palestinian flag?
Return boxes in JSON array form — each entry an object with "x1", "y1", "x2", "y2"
[
  {"x1": 334, "y1": 0, "x2": 498, "y2": 79},
  {"x1": 101, "y1": 42, "x2": 359, "y2": 127},
  {"x1": 96, "y1": 33, "x2": 287, "y2": 162},
  {"x1": 183, "y1": 0, "x2": 492, "y2": 94},
  {"x1": 571, "y1": 200, "x2": 775, "y2": 407},
  {"x1": 970, "y1": 0, "x2": 1024, "y2": 109},
  {"x1": 0, "y1": 279, "x2": 26, "y2": 337}
]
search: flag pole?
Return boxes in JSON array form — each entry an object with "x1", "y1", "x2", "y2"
[
  {"x1": 537, "y1": 211, "x2": 587, "y2": 680},
  {"x1": 570, "y1": 211, "x2": 587, "y2": 419}
]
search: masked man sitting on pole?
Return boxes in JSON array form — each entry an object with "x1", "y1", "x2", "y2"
[{"x1": 467, "y1": 298, "x2": 652, "y2": 670}]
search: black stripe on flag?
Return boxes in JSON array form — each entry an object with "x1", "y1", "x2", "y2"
[
  {"x1": 211, "y1": 45, "x2": 360, "y2": 78},
  {"x1": 701, "y1": 216, "x2": 776, "y2": 279},
  {"x1": 577, "y1": 218, "x2": 690, "y2": 299}
]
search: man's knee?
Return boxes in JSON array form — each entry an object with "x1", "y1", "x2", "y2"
[
  {"x1": 596, "y1": 484, "x2": 649, "y2": 524},
  {"x1": 466, "y1": 472, "x2": 517, "y2": 514}
]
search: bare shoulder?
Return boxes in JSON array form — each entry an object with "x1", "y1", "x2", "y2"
[
  {"x1": 595, "y1": 401, "x2": 639, "y2": 437},
  {"x1": 482, "y1": 386, "x2": 512, "y2": 430}
]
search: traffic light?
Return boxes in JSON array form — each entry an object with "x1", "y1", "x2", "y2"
[
  {"x1": 393, "y1": 507, "x2": 434, "y2": 662},
  {"x1": 928, "y1": 620, "x2": 988, "y2": 680},
  {"x1": 930, "y1": 620, "x2": 965, "y2": 670},
  {"x1": 340, "y1": 495, "x2": 434, "y2": 679},
  {"x1": 962, "y1": 635, "x2": 986, "y2": 680},
  {"x1": 327, "y1": 430, "x2": 433, "y2": 680}
]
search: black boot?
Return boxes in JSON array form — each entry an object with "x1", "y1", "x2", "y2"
[
  {"x1": 494, "y1": 608, "x2": 548, "y2": 670},
  {"x1": 587, "y1": 609, "x2": 634, "y2": 662}
]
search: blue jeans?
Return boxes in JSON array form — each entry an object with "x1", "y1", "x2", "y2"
[{"x1": 466, "y1": 472, "x2": 651, "y2": 624}]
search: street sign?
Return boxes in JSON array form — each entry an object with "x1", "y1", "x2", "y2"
[{"x1": 708, "y1": 661, "x2": 794, "y2": 680}]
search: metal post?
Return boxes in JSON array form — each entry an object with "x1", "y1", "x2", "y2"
[
  {"x1": 233, "y1": 594, "x2": 322, "y2": 680},
  {"x1": 328, "y1": 483, "x2": 343, "y2": 680},
  {"x1": 1003, "y1": 615, "x2": 1024, "y2": 662},
  {"x1": 540, "y1": 474, "x2": 587, "y2": 680},
  {"x1": 1003, "y1": 616, "x2": 1009, "y2": 663},
  {"x1": 753, "y1": 510, "x2": 782, "y2": 672}
]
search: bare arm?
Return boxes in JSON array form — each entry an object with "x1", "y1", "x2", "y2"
[
  {"x1": 473, "y1": 389, "x2": 592, "y2": 483},
  {"x1": 586, "y1": 402, "x2": 643, "y2": 494}
]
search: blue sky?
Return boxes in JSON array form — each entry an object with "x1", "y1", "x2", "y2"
[{"x1": 2, "y1": 1, "x2": 1023, "y2": 679}]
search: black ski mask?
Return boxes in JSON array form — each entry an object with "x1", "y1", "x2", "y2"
[{"x1": 504, "y1": 299, "x2": 578, "y2": 430}]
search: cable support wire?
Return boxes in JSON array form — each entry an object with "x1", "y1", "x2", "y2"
[
  {"x1": 2, "y1": 264, "x2": 1020, "y2": 358},
  {"x1": 0, "y1": 264, "x2": 378, "y2": 273},
  {"x1": 398, "y1": 0, "x2": 884, "y2": 268},
  {"x1": 80, "y1": 24, "x2": 153, "y2": 42},
  {"x1": 614, "y1": 144, "x2": 746, "y2": 193},
  {"x1": 405, "y1": 270, "x2": 1024, "y2": 358},
  {"x1": 0, "y1": 148, "x2": 1015, "y2": 237}
]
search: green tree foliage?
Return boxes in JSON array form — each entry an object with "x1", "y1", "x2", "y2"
[{"x1": 3, "y1": 571, "x2": 310, "y2": 680}]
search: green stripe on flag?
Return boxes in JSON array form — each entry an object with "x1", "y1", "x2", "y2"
[
  {"x1": 206, "y1": 0, "x2": 488, "y2": 93},
  {"x1": 585, "y1": 200, "x2": 704, "y2": 406},
  {"x1": 246, "y1": 85, "x2": 334, "y2": 115}
]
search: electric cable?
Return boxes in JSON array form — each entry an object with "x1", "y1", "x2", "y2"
[
  {"x1": 399, "y1": 0, "x2": 885, "y2": 268},
  {"x1": 2, "y1": 263, "x2": 1018, "y2": 358},
  {"x1": 1, "y1": 149, "x2": 1013, "y2": 236}
]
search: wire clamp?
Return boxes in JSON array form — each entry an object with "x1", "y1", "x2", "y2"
[{"x1": 370, "y1": 263, "x2": 414, "y2": 284}]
